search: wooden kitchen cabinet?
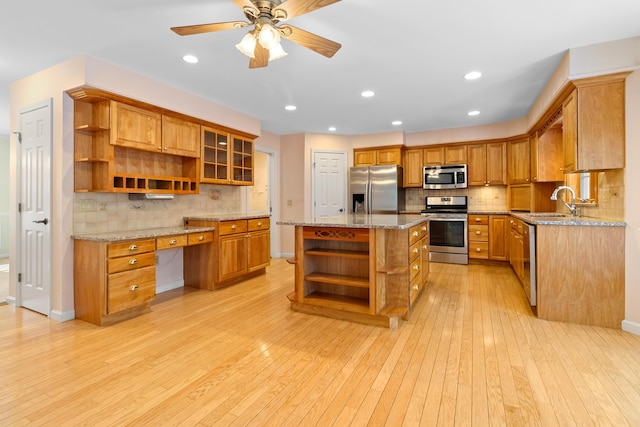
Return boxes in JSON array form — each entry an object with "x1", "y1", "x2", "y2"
[
  {"x1": 468, "y1": 142, "x2": 507, "y2": 186},
  {"x1": 422, "y1": 144, "x2": 467, "y2": 165},
  {"x1": 531, "y1": 124, "x2": 564, "y2": 183},
  {"x1": 402, "y1": 148, "x2": 424, "y2": 187},
  {"x1": 201, "y1": 126, "x2": 254, "y2": 185},
  {"x1": 507, "y1": 137, "x2": 531, "y2": 185},
  {"x1": 354, "y1": 146, "x2": 402, "y2": 167},
  {"x1": 423, "y1": 146, "x2": 445, "y2": 165},
  {"x1": 508, "y1": 182, "x2": 556, "y2": 212},
  {"x1": 562, "y1": 73, "x2": 628, "y2": 172},
  {"x1": 183, "y1": 216, "x2": 270, "y2": 289},
  {"x1": 469, "y1": 214, "x2": 509, "y2": 261},
  {"x1": 489, "y1": 215, "x2": 509, "y2": 261},
  {"x1": 161, "y1": 115, "x2": 200, "y2": 157},
  {"x1": 444, "y1": 145, "x2": 467, "y2": 164},
  {"x1": 70, "y1": 88, "x2": 200, "y2": 194},
  {"x1": 74, "y1": 238, "x2": 156, "y2": 326}
]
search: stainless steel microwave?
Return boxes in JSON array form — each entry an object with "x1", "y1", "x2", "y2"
[{"x1": 423, "y1": 164, "x2": 468, "y2": 189}]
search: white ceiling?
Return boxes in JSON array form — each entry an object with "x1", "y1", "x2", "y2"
[{"x1": 2, "y1": 0, "x2": 640, "y2": 137}]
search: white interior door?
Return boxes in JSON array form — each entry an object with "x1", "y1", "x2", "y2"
[
  {"x1": 19, "y1": 99, "x2": 52, "y2": 315},
  {"x1": 312, "y1": 150, "x2": 347, "y2": 218}
]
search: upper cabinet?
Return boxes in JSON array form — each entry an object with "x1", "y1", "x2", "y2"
[
  {"x1": 531, "y1": 121, "x2": 563, "y2": 183},
  {"x1": 69, "y1": 86, "x2": 257, "y2": 194},
  {"x1": 402, "y1": 148, "x2": 424, "y2": 187},
  {"x1": 422, "y1": 145, "x2": 467, "y2": 166},
  {"x1": 354, "y1": 146, "x2": 402, "y2": 167},
  {"x1": 507, "y1": 138, "x2": 531, "y2": 185},
  {"x1": 468, "y1": 142, "x2": 507, "y2": 186},
  {"x1": 201, "y1": 126, "x2": 254, "y2": 186},
  {"x1": 562, "y1": 73, "x2": 627, "y2": 172}
]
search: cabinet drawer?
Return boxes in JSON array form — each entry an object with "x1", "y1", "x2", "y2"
[
  {"x1": 410, "y1": 274, "x2": 423, "y2": 306},
  {"x1": 108, "y1": 251, "x2": 156, "y2": 274},
  {"x1": 188, "y1": 231, "x2": 214, "y2": 245},
  {"x1": 409, "y1": 240, "x2": 422, "y2": 262},
  {"x1": 469, "y1": 215, "x2": 489, "y2": 225},
  {"x1": 219, "y1": 220, "x2": 248, "y2": 235},
  {"x1": 410, "y1": 258, "x2": 421, "y2": 282},
  {"x1": 107, "y1": 266, "x2": 155, "y2": 314},
  {"x1": 108, "y1": 239, "x2": 156, "y2": 258},
  {"x1": 248, "y1": 218, "x2": 270, "y2": 232},
  {"x1": 469, "y1": 242, "x2": 489, "y2": 259},
  {"x1": 409, "y1": 222, "x2": 428, "y2": 245},
  {"x1": 156, "y1": 234, "x2": 188, "y2": 250},
  {"x1": 469, "y1": 225, "x2": 489, "y2": 242}
]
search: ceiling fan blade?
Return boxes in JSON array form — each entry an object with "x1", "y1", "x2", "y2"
[
  {"x1": 249, "y1": 43, "x2": 269, "y2": 69},
  {"x1": 280, "y1": 25, "x2": 341, "y2": 58},
  {"x1": 231, "y1": 0, "x2": 256, "y2": 10},
  {"x1": 273, "y1": 0, "x2": 341, "y2": 21},
  {"x1": 171, "y1": 21, "x2": 249, "y2": 36}
]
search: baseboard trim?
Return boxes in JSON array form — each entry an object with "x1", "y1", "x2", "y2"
[
  {"x1": 50, "y1": 309, "x2": 75, "y2": 322},
  {"x1": 621, "y1": 320, "x2": 640, "y2": 336},
  {"x1": 6, "y1": 295, "x2": 16, "y2": 306},
  {"x1": 281, "y1": 252, "x2": 294, "y2": 259},
  {"x1": 157, "y1": 279, "x2": 184, "y2": 294}
]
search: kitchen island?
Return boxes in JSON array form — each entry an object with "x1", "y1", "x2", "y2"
[{"x1": 277, "y1": 214, "x2": 429, "y2": 328}]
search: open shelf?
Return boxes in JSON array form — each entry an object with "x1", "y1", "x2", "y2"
[
  {"x1": 304, "y1": 248, "x2": 369, "y2": 259},
  {"x1": 302, "y1": 292, "x2": 370, "y2": 314},
  {"x1": 304, "y1": 272, "x2": 370, "y2": 288}
]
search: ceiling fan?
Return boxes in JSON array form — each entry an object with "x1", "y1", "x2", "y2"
[{"x1": 171, "y1": 0, "x2": 342, "y2": 69}]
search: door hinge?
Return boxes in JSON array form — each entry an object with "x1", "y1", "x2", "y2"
[
  {"x1": 13, "y1": 131, "x2": 22, "y2": 143},
  {"x1": 18, "y1": 273, "x2": 22, "y2": 283},
  {"x1": 18, "y1": 203, "x2": 22, "y2": 213}
]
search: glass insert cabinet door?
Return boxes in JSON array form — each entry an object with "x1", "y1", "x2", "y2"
[{"x1": 201, "y1": 127, "x2": 254, "y2": 185}]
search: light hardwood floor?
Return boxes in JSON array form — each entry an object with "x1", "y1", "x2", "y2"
[{"x1": 1, "y1": 259, "x2": 639, "y2": 426}]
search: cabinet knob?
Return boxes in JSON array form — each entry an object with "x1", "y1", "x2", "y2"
[
  {"x1": 421, "y1": 226, "x2": 427, "y2": 231},
  {"x1": 475, "y1": 218, "x2": 481, "y2": 222},
  {"x1": 198, "y1": 235, "x2": 204, "y2": 241},
  {"x1": 129, "y1": 258, "x2": 138, "y2": 265},
  {"x1": 129, "y1": 244, "x2": 138, "y2": 251},
  {"x1": 170, "y1": 239, "x2": 177, "y2": 245},
  {"x1": 257, "y1": 222, "x2": 262, "y2": 227},
  {"x1": 413, "y1": 265, "x2": 419, "y2": 270},
  {"x1": 157, "y1": 147, "x2": 162, "y2": 151},
  {"x1": 413, "y1": 285, "x2": 419, "y2": 291},
  {"x1": 231, "y1": 225, "x2": 237, "y2": 230},
  {"x1": 130, "y1": 285, "x2": 139, "y2": 291},
  {"x1": 423, "y1": 245, "x2": 428, "y2": 250},
  {"x1": 413, "y1": 231, "x2": 419, "y2": 237},
  {"x1": 413, "y1": 248, "x2": 419, "y2": 254},
  {"x1": 526, "y1": 178, "x2": 530, "y2": 182},
  {"x1": 475, "y1": 231, "x2": 481, "y2": 235},
  {"x1": 560, "y1": 167, "x2": 565, "y2": 171},
  {"x1": 163, "y1": 147, "x2": 167, "y2": 151},
  {"x1": 476, "y1": 248, "x2": 481, "y2": 252}
]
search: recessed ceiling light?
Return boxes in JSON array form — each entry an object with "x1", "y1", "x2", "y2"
[
  {"x1": 285, "y1": 105, "x2": 297, "y2": 111},
  {"x1": 468, "y1": 110, "x2": 480, "y2": 116},
  {"x1": 361, "y1": 90, "x2": 375, "y2": 98},
  {"x1": 182, "y1": 54, "x2": 199, "y2": 64},
  {"x1": 328, "y1": 127, "x2": 336, "y2": 132},
  {"x1": 392, "y1": 120, "x2": 402, "y2": 126},
  {"x1": 464, "y1": 71, "x2": 482, "y2": 80}
]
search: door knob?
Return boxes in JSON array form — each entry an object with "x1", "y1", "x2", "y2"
[{"x1": 33, "y1": 218, "x2": 49, "y2": 225}]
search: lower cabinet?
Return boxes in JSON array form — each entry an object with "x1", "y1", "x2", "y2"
[
  {"x1": 408, "y1": 222, "x2": 429, "y2": 307},
  {"x1": 184, "y1": 216, "x2": 270, "y2": 289},
  {"x1": 468, "y1": 214, "x2": 508, "y2": 261}
]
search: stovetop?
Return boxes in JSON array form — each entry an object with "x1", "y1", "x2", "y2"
[{"x1": 422, "y1": 195, "x2": 468, "y2": 218}]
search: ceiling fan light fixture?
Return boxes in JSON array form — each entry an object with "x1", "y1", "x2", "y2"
[
  {"x1": 269, "y1": 42, "x2": 288, "y2": 61},
  {"x1": 258, "y1": 23, "x2": 280, "y2": 50},
  {"x1": 236, "y1": 32, "x2": 257, "y2": 58}
]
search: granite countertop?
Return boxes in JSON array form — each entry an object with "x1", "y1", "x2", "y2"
[
  {"x1": 510, "y1": 212, "x2": 625, "y2": 227},
  {"x1": 71, "y1": 226, "x2": 216, "y2": 242},
  {"x1": 277, "y1": 214, "x2": 428, "y2": 229},
  {"x1": 184, "y1": 213, "x2": 271, "y2": 221}
]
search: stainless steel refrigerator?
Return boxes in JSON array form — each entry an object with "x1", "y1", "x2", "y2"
[{"x1": 349, "y1": 165, "x2": 405, "y2": 214}]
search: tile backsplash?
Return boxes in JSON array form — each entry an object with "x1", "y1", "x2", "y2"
[
  {"x1": 405, "y1": 186, "x2": 508, "y2": 212},
  {"x1": 570, "y1": 169, "x2": 624, "y2": 221},
  {"x1": 73, "y1": 184, "x2": 242, "y2": 234}
]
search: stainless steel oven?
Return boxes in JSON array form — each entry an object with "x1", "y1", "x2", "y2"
[{"x1": 421, "y1": 196, "x2": 469, "y2": 265}]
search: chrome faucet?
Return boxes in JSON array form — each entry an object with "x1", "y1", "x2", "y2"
[{"x1": 550, "y1": 185, "x2": 580, "y2": 217}]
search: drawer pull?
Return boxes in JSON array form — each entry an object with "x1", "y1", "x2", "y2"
[
  {"x1": 257, "y1": 221, "x2": 263, "y2": 227},
  {"x1": 129, "y1": 244, "x2": 138, "y2": 251},
  {"x1": 129, "y1": 258, "x2": 138, "y2": 265},
  {"x1": 413, "y1": 248, "x2": 419, "y2": 254},
  {"x1": 421, "y1": 226, "x2": 427, "y2": 231},
  {"x1": 475, "y1": 217, "x2": 481, "y2": 222},
  {"x1": 130, "y1": 285, "x2": 139, "y2": 291},
  {"x1": 475, "y1": 230, "x2": 481, "y2": 235},
  {"x1": 423, "y1": 245, "x2": 428, "y2": 249},
  {"x1": 198, "y1": 235, "x2": 204, "y2": 241},
  {"x1": 170, "y1": 239, "x2": 177, "y2": 245},
  {"x1": 476, "y1": 248, "x2": 481, "y2": 252},
  {"x1": 413, "y1": 285, "x2": 419, "y2": 291},
  {"x1": 231, "y1": 225, "x2": 237, "y2": 230},
  {"x1": 413, "y1": 264, "x2": 419, "y2": 270},
  {"x1": 413, "y1": 231, "x2": 419, "y2": 237}
]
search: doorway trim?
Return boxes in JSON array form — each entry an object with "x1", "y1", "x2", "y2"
[
  {"x1": 310, "y1": 149, "x2": 348, "y2": 219},
  {"x1": 248, "y1": 146, "x2": 280, "y2": 258}
]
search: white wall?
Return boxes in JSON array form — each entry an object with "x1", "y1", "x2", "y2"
[{"x1": 0, "y1": 134, "x2": 9, "y2": 258}]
